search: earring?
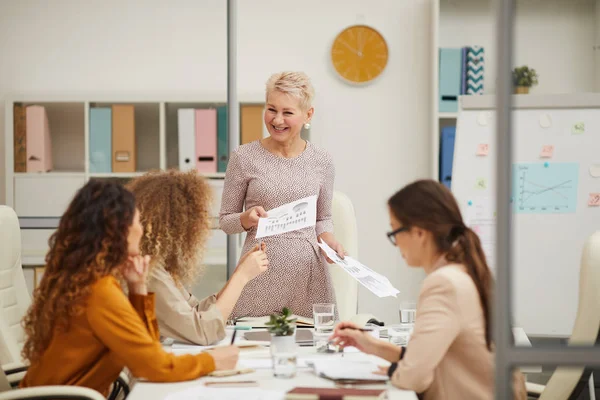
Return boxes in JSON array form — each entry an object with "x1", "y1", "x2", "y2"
[{"x1": 304, "y1": 122, "x2": 311, "y2": 130}]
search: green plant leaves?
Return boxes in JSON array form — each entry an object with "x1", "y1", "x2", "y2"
[
  {"x1": 512, "y1": 65, "x2": 539, "y2": 88},
  {"x1": 265, "y1": 307, "x2": 297, "y2": 336}
]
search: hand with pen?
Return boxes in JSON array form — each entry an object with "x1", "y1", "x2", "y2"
[
  {"x1": 330, "y1": 322, "x2": 403, "y2": 364},
  {"x1": 328, "y1": 322, "x2": 379, "y2": 354}
]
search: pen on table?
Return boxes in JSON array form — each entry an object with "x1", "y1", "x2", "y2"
[
  {"x1": 341, "y1": 327, "x2": 373, "y2": 332},
  {"x1": 230, "y1": 329, "x2": 237, "y2": 345}
]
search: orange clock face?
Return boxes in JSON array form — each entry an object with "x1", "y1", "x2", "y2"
[{"x1": 331, "y1": 25, "x2": 389, "y2": 84}]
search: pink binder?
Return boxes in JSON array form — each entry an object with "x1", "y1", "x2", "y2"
[
  {"x1": 26, "y1": 105, "x2": 53, "y2": 172},
  {"x1": 195, "y1": 109, "x2": 217, "y2": 173}
]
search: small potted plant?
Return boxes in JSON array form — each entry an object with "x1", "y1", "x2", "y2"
[
  {"x1": 265, "y1": 307, "x2": 297, "y2": 378},
  {"x1": 512, "y1": 66, "x2": 538, "y2": 94}
]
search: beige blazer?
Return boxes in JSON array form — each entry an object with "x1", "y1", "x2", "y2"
[
  {"x1": 148, "y1": 265, "x2": 226, "y2": 345},
  {"x1": 391, "y1": 263, "x2": 495, "y2": 399}
]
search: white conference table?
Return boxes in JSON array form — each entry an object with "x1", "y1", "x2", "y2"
[
  {"x1": 128, "y1": 326, "x2": 539, "y2": 399},
  {"x1": 128, "y1": 328, "x2": 417, "y2": 400}
]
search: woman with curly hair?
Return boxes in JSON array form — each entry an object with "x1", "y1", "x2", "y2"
[
  {"x1": 126, "y1": 169, "x2": 268, "y2": 345},
  {"x1": 19, "y1": 179, "x2": 238, "y2": 396}
]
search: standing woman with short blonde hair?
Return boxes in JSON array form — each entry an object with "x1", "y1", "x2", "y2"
[{"x1": 219, "y1": 71, "x2": 345, "y2": 319}]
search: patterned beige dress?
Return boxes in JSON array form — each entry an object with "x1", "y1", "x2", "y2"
[{"x1": 219, "y1": 140, "x2": 337, "y2": 319}]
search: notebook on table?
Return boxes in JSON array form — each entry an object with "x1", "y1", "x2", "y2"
[
  {"x1": 285, "y1": 387, "x2": 386, "y2": 399},
  {"x1": 243, "y1": 329, "x2": 314, "y2": 346},
  {"x1": 235, "y1": 315, "x2": 314, "y2": 328}
]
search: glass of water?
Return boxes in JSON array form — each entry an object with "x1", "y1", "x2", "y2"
[
  {"x1": 400, "y1": 300, "x2": 417, "y2": 323},
  {"x1": 270, "y1": 326, "x2": 297, "y2": 378},
  {"x1": 313, "y1": 303, "x2": 335, "y2": 352}
]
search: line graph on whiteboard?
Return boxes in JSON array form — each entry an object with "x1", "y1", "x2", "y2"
[{"x1": 513, "y1": 163, "x2": 579, "y2": 214}]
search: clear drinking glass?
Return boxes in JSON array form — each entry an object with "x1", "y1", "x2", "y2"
[
  {"x1": 270, "y1": 326, "x2": 297, "y2": 378},
  {"x1": 313, "y1": 303, "x2": 335, "y2": 352},
  {"x1": 399, "y1": 300, "x2": 417, "y2": 323}
]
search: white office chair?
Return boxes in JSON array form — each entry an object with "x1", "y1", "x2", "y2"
[
  {"x1": 527, "y1": 231, "x2": 600, "y2": 400},
  {"x1": 0, "y1": 206, "x2": 123, "y2": 400},
  {"x1": 328, "y1": 191, "x2": 359, "y2": 321},
  {"x1": 0, "y1": 205, "x2": 31, "y2": 384}
]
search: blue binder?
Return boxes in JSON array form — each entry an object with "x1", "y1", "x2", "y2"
[
  {"x1": 439, "y1": 126, "x2": 456, "y2": 189},
  {"x1": 217, "y1": 106, "x2": 228, "y2": 173},
  {"x1": 89, "y1": 107, "x2": 112, "y2": 173},
  {"x1": 439, "y1": 48, "x2": 462, "y2": 113}
]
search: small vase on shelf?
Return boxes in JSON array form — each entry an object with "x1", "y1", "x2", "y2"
[{"x1": 514, "y1": 86, "x2": 529, "y2": 94}]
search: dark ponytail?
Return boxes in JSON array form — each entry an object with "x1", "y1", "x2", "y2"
[
  {"x1": 446, "y1": 227, "x2": 493, "y2": 349},
  {"x1": 388, "y1": 180, "x2": 494, "y2": 350}
]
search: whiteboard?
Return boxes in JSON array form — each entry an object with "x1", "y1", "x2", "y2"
[{"x1": 452, "y1": 94, "x2": 600, "y2": 337}]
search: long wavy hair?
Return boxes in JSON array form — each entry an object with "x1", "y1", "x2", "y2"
[
  {"x1": 388, "y1": 179, "x2": 494, "y2": 350},
  {"x1": 21, "y1": 179, "x2": 136, "y2": 364},
  {"x1": 125, "y1": 169, "x2": 213, "y2": 286}
]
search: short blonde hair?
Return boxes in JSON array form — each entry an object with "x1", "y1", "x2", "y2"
[{"x1": 265, "y1": 71, "x2": 315, "y2": 111}]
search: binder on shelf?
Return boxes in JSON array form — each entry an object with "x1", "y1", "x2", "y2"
[
  {"x1": 13, "y1": 104, "x2": 27, "y2": 173},
  {"x1": 111, "y1": 104, "x2": 136, "y2": 173},
  {"x1": 460, "y1": 47, "x2": 468, "y2": 95},
  {"x1": 177, "y1": 108, "x2": 196, "y2": 171},
  {"x1": 439, "y1": 125, "x2": 456, "y2": 190},
  {"x1": 466, "y1": 46, "x2": 484, "y2": 95},
  {"x1": 26, "y1": 105, "x2": 53, "y2": 173},
  {"x1": 217, "y1": 105, "x2": 228, "y2": 173},
  {"x1": 195, "y1": 109, "x2": 217, "y2": 173},
  {"x1": 240, "y1": 105, "x2": 264, "y2": 145},
  {"x1": 89, "y1": 107, "x2": 112, "y2": 173},
  {"x1": 439, "y1": 48, "x2": 462, "y2": 113}
]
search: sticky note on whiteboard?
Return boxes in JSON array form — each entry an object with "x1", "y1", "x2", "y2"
[
  {"x1": 589, "y1": 193, "x2": 600, "y2": 206},
  {"x1": 476, "y1": 144, "x2": 489, "y2": 156},
  {"x1": 475, "y1": 178, "x2": 487, "y2": 190},
  {"x1": 540, "y1": 145, "x2": 554, "y2": 158},
  {"x1": 572, "y1": 122, "x2": 585, "y2": 134}
]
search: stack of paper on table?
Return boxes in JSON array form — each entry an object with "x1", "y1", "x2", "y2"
[
  {"x1": 309, "y1": 359, "x2": 389, "y2": 382},
  {"x1": 235, "y1": 315, "x2": 314, "y2": 328},
  {"x1": 317, "y1": 241, "x2": 400, "y2": 298}
]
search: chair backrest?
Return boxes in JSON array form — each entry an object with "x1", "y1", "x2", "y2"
[
  {"x1": 0, "y1": 206, "x2": 31, "y2": 366},
  {"x1": 328, "y1": 191, "x2": 359, "y2": 321},
  {"x1": 540, "y1": 230, "x2": 600, "y2": 400}
]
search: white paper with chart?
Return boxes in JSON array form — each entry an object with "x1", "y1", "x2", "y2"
[
  {"x1": 255, "y1": 195, "x2": 317, "y2": 239},
  {"x1": 317, "y1": 240, "x2": 399, "y2": 298}
]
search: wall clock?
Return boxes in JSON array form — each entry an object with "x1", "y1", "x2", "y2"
[{"x1": 331, "y1": 24, "x2": 389, "y2": 85}]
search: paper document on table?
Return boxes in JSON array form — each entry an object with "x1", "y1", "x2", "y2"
[
  {"x1": 165, "y1": 387, "x2": 284, "y2": 400},
  {"x1": 310, "y1": 359, "x2": 389, "y2": 382},
  {"x1": 317, "y1": 240, "x2": 399, "y2": 298},
  {"x1": 255, "y1": 195, "x2": 317, "y2": 239}
]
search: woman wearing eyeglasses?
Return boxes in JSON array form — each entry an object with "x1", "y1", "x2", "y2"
[{"x1": 330, "y1": 180, "x2": 526, "y2": 400}]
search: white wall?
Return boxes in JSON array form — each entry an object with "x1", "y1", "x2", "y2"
[
  {"x1": 0, "y1": 0, "x2": 433, "y2": 323},
  {"x1": 440, "y1": 0, "x2": 596, "y2": 95},
  {"x1": 596, "y1": 0, "x2": 600, "y2": 91}
]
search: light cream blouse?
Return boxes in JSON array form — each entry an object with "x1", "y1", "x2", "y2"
[
  {"x1": 147, "y1": 264, "x2": 226, "y2": 345},
  {"x1": 391, "y1": 263, "x2": 495, "y2": 399}
]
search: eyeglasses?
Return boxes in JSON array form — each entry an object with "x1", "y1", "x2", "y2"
[{"x1": 386, "y1": 226, "x2": 409, "y2": 246}]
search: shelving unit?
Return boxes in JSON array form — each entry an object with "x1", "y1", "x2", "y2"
[
  {"x1": 431, "y1": 0, "x2": 600, "y2": 182},
  {"x1": 4, "y1": 93, "x2": 266, "y2": 274}
]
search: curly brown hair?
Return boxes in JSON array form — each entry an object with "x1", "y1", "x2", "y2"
[
  {"x1": 125, "y1": 169, "x2": 213, "y2": 286},
  {"x1": 21, "y1": 179, "x2": 136, "y2": 364}
]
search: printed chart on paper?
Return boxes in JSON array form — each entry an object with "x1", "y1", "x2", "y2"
[
  {"x1": 512, "y1": 162, "x2": 579, "y2": 214},
  {"x1": 256, "y1": 195, "x2": 317, "y2": 239}
]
